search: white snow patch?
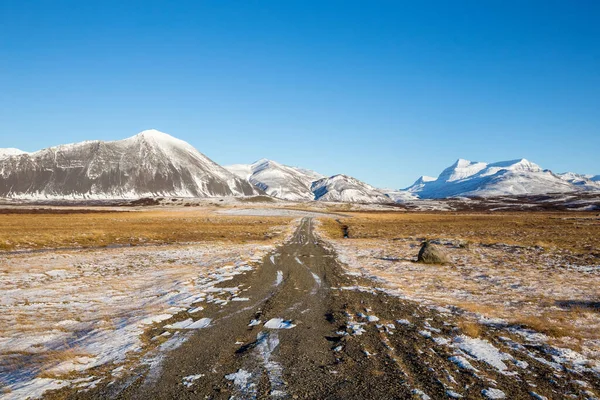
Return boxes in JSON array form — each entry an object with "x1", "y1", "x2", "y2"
[
  {"x1": 411, "y1": 388, "x2": 431, "y2": 399},
  {"x1": 454, "y1": 335, "x2": 513, "y2": 373},
  {"x1": 275, "y1": 270, "x2": 283, "y2": 286},
  {"x1": 139, "y1": 314, "x2": 173, "y2": 325},
  {"x1": 225, "y1": 369, "x2": 254, "y2": 393},
  {"x1": 311, "y1": 272, "x2": 322, "y2": 287},
  {"x1": 182, "y1": 374, "x2": 204, "y2": 387},
  {"x1": 482, "y1": 388, "x2": 506, "y2": 399},
  {"x1": 165, "y1": 318, "x2": 211, "y2": 330},
  {"x1": 449, "y1": 355, "x2": 478, "y2": 371},
  {"x1": 529, "y1": 392, "x2": 548, "y2": 400},
  {"x1": 1, "y1": 378, "x2": 69, "y2": 400},
  {"x1": 264, "y1": 318, "x2": 296, "y2": 330}
]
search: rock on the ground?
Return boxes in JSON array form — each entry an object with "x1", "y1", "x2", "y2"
[{"x1": 417, "y1": 241, "x2": 451, "y2": 264}]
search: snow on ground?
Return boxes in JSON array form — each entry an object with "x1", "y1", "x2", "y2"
[
  {"x1": 264, "y1": 318, "x2": 296, "y2": 330},
  {"x1": 315, "y1": 221, "x2": 600, "y2": 377},
  {"x1": 0, "y1": 240, "x2": 277, "y2": 399}
]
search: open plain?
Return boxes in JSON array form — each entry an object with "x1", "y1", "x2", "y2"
[{"x1": 0, "y1": 201, "x2": 599, "y2": 399}]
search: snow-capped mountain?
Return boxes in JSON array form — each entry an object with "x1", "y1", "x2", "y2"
[
  {"x1": 225, "y1": 159, "x2": 323, "y2": 201},
  {"x1": 226, "y1": 159, "x2": 391, "y2": 203},
  {"x1": 557, "y1": 172, "x2": 600, "y2": 191},
  {"x1": 0, "y1": 130, "x2": 258, "y2": 199},
  {"x1": 0, "y1": 148, "x2": 27, "y2": 160},
  {"x1": 404, "y1": 158, "x2": 579, "y2": 199},
  {"x1": 311, "y1": 174, "x2": 390, "y2": 203}
]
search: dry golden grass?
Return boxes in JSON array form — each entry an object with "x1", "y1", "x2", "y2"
[
  {"x1": 0, "y1": 210, "x2": 291, "y2": 251},
  {"x1": 458, "y1": 320, "x2": 482, "y2": 338},
  {"x1": 319, "y1": 211, "x2": 600, "y2": 254},
  {"x1": 318, "y1": 212, "x2": 600, "y2": 352}
]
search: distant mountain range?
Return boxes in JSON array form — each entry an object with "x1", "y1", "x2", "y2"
[
  {"x1": 1, "y1": 130, "x2": 598, "y2": 202},
  {"x1": 402, "y1": 158, "x2": 600, "y2": 199}
]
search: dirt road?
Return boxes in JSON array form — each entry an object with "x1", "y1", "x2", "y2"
[{"x1": 59, "y1": 218, "x2": 599, "y2": 399}]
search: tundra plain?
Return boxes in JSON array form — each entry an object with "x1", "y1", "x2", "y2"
[{"x1": 0, "y1": 203, "x2": 598, "y2": 399}]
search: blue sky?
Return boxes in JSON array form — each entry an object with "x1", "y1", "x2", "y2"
[{"x1": 1, "y1": 1, "x2": 599, "y2": 188}]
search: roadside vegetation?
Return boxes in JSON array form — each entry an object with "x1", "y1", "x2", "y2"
[
  {"x1": 0, "y1": 209, "x2": 291, "y2": 251},
  {"x1": 320, "y1": 211, "x2": 600, "y2": 254},
  {"x1": 318, "y1": 211, "x2": 600, "y2": 357}
]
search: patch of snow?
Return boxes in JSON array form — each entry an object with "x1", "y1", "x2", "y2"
[
  {"x1": 182, "y1": 374, "x2": 204, "y2": 387},
  {"x1": 481, "y1": 388, "x2": 506, "y2": 399},
  {"x1": 275, "y1": 270, "x2": 283, "y2": 286},
  {"x1": 225, "y1": 369, "x2": 254, "y2": 393},
  {"x1": 264, "y1": 318, "x2": 296, "y2": 329},
  {"x1": 449, "y1": 355, "x2": 478, "y2": 371},
  {"x1": 453, "y1": 335, "x2": 513, "y2": 373}
]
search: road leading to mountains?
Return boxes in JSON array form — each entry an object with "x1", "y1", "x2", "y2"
[{"x1": 59, "y1": 218, "x2": 599, "y2": 400}]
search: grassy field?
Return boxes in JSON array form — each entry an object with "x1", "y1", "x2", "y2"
[
  {"x1": 318, "y1": 211, "x2": 600, "y2": 352},
  {"x1": 0, "y1": 209, "x2": 292, "y2": 251},
  {"x1": 320, "y1": 211, "x2": 600, "y2": 254}
]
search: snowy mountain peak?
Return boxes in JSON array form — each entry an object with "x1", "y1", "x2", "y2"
[
  {"x1": 487, "y1": 158, "x2": 541, "y2": 172},
  {"x1": 414, "y1": 175, "x2": 437, "y2": 184},
  {"x1": 404, "y1": 158, "x2": 579, "y2": 198},
  {"x1": 251, "y1": 158, "x2": 281, "y2": 173},
  {"x1": 132, "y1": 129, "x2": 192, "y2": 149},
  {"x1": 311, "y1": 174, "x2": 389, "y2": 203},
  {"x1": 225, "y1": 159, "x2": 324, "y2": 201},
  {"x1": 0, "y1": 148, "x2": 27, "y2": 160},
  {"x1": 136, "y1": 128, "x2": 171, "y2": 137},
  {"x1": 0, "y1": 131, "x2": 258, "y2": 199},
  {"x1": 440, "y1": 159, "x2": 488, "y2": 182}
]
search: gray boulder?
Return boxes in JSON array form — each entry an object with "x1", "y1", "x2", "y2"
[{"x1": 417, "y1": 241, "x2": 451, "y2": 264}]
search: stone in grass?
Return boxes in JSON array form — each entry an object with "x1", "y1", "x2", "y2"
[{"x1": 417, "y1": 241, "x2": 451, "y2": 265}]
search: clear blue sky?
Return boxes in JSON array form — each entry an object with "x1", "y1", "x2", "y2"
[{"x1": 1, "y1": 1, "x2": 599, "y2": 188}]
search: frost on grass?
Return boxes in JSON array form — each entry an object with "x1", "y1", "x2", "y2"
[
  {"x1": 319, "y1": 223, "x2": 600, "y2": 371},
  {"x1": 0, "y1": 241, "x2": 274, "y2": 398}
]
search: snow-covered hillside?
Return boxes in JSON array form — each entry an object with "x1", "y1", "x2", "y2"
[
  {"x1": 557, "y1": 172, "x2": 600, "y2": 191},
  {"x1": 226, "y1": 159, "x2": 324, "y2": 201},
  {"x1": 0, "y1": 148, "x2": 27, "y2": 160},
  {"x1": 311, "y1": 174, "x2": 390, "y2": 203},
  {"x1": 226, "y1": 159, "x2": 393, "y2": 203},
  {"x1": 0, "y1": 130, "x2": 258, "y2": 199},
  {"x1": 403, "y1": 158, "x2": 581, "y2": 199}
]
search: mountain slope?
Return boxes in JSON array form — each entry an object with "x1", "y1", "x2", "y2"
[
  {"x1": 557, "y1": 172, "x2": 600, "y2": 191},
  {"x1": 311, "y1": 174, "x2": 390, "y2": 203},
  {"x1": 404, "y1": 158, "x2": 578, "y2": 198},
  {"x1": 0, "y1": 148, "x2": 27, "y2": 160},
  {"x1": 225, "y1": 159, "x2": 324, "y2": 201},
  {"x1": 0, "y1": 130, "x2": 258, "y2": 199}
]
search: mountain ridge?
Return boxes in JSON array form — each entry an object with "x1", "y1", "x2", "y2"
[
  {"x1": 0, "y1": 130, "x2": 258, "y2": 199},
  {"x1": 1, "y1": 132, "x2": 598, "y2": 202}
]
